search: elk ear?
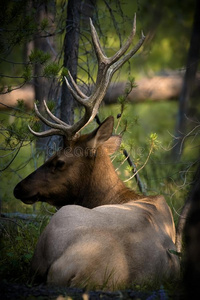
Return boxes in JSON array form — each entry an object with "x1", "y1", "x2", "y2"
[
  {"x1": 86, "y1": 116, "x2": 114, "y2": 149},
  {"x1": 103, "y1": 135, "x2": 122, "y2": 155}
]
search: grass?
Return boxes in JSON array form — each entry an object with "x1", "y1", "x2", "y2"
[{"x1": 0, "y1": 216, "x2": 49, "y2": 283}]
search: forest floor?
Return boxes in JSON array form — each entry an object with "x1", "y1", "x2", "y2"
[{"x1": 0, "y1": 281, "x2": 184, "y2": 300}]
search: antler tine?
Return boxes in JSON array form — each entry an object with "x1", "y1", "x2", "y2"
[
  {"x1": 109, "y1": 14, "x2": 137, "y2": 64},
  {"x1": 111, "y1": 31, "x2": 146, "y2": 74},
  {"x1": 33, "y1": 102, "x2": 68, "y2": 131},
  {"x1": 28, "y1": 101, "x2": 72, "y2": 138},
  {"x1": 89, "y1": 18, "x2": 107, "y2": 63},
  {"x1": 67, "y1": 71, "x2": 87, "y2": 99},
  {"x1": 43, "y1": 100, "x2": 70, "y2": 127},
  {"x1": 64, "y1": 76, "x2": 89, "y2": 107},
  {"x1": 28, "y1": 125, "x2": 63, "y2": 137}
]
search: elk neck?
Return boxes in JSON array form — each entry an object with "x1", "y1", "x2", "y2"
[{"x1": 80, "y1": 146, "x2": 141, "y2": 208}]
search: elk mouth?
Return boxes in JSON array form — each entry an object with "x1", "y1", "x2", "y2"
[
  {"x1": 14, "y1": 183, "x2": 41, "y2": 204},
  {"x1": 20, "y1": 194, "x2": 40, "y2": 204},
  {"x1": 14, "y1": 188, "x2": 40, "y2": 204}
]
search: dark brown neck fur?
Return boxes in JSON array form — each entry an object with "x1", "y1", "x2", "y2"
[{"x1": 81, "y1": 147, "x2": 141, "y2": 208}]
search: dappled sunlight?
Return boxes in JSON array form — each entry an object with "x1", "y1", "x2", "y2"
[
  {"x1": 98, "y1": 204, "x2": 133, "y2": 211},
  {"x1": 48, "y1": 233, "x2": 130, "y2": 289}
]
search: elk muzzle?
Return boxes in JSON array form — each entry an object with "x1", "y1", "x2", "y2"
[{"x1": 13, "y1": 182, "x2": 40, "y2": 204}]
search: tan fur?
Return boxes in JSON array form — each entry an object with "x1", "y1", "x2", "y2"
[{"x1": 32, "y1": 196, "x2": 179, "y2": 289}]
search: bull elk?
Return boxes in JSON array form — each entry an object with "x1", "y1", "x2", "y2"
[{"x1": 14, "y1": 16, "x2": 180, "y2": 289}]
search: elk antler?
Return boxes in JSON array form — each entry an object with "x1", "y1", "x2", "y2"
[{"x1": 29, "y1": 14, "x2": 145, "y2": 140}]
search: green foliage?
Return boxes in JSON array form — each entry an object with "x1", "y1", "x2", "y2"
[
  {"x1": 61, "y1": 67, "x2": 69, "y2": 77},
  {"x1": 43, "y1": 63, "x2": 60, "y2": 78},
  {"x1": 46, "y1": 100, "x2": 56, "y2": 112},
  {"x1": 149, "y1": 133, "x2": 161, "y2": 152},
  {"x1": 6, "y1": 85, "x2": 12, "y2": 93},
  {"x1": 22, "y1": 65, "x2": 32, "y2": 82},
  {"x1": 0, "y1": 217, "x2": 49, "y2": 283},
  {"x1": 40, "y1": 18, "x2": 49, "y2": 31},
  {"x1": 116, "y1": 77, "x2": 137, "y2": 132},
  {"x1": 0, "y1": 0, "x2": 36, "y2": 56},
  {"x1": 0, "y1": 106, "x2": 44, "y2": 209},
  {"x1": 2, "y1": 107, "x2": 33, "y2": 146},
  {"x1": 0, "y1": 0, "x2": 196, "y2": 89},
  {"x1": 94, "y1": 0, "x2": 196, "y2": 77},
  {"x1": 29, "y1": 50, "x2": 51, "y2": 65}
]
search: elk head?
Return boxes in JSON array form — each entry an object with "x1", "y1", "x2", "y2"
[
  {"x1": 14, "y1": 16, "x2": 145, "y2": 207},
  {"x1": 14, "y1": 116, "x2": 124, "y2": 207}
]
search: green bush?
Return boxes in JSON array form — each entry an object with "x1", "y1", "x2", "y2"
[{"x1": 0, "y1": 216, "x2": 49, "y2": 283}]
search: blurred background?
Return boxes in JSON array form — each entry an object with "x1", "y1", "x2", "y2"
[{"x1": 0, "y1": 0, "x2": 199, "y2": 223}]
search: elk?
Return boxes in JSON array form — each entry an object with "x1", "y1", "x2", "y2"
[{"x1": 14, "y1": 16, "x2": 180, "y2": 289}]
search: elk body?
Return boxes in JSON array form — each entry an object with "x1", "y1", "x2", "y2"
[{"x1": 14, "y1": 16, "x2": 180, "y2": 289}]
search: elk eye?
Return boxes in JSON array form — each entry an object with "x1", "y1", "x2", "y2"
[{"x1": 55, "y1": 160, "x2": 65, "y2": 170}]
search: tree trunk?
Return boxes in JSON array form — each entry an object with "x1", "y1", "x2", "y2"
[
  {"x1": 33, "y1": 1, "x2": 56, "y2": 150},
  {"x1": 172, "y1": 0, "x2": 200, "y2": 160},
  {"x1": 182, "y1": 160, "x2": 200, "y2": 298},
  {"x1": 60, "y1": 0, "x2": 83, "y2": 126},
  {"x1": 60, "y1": 0, "x2": 96, "y2": 128}
]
